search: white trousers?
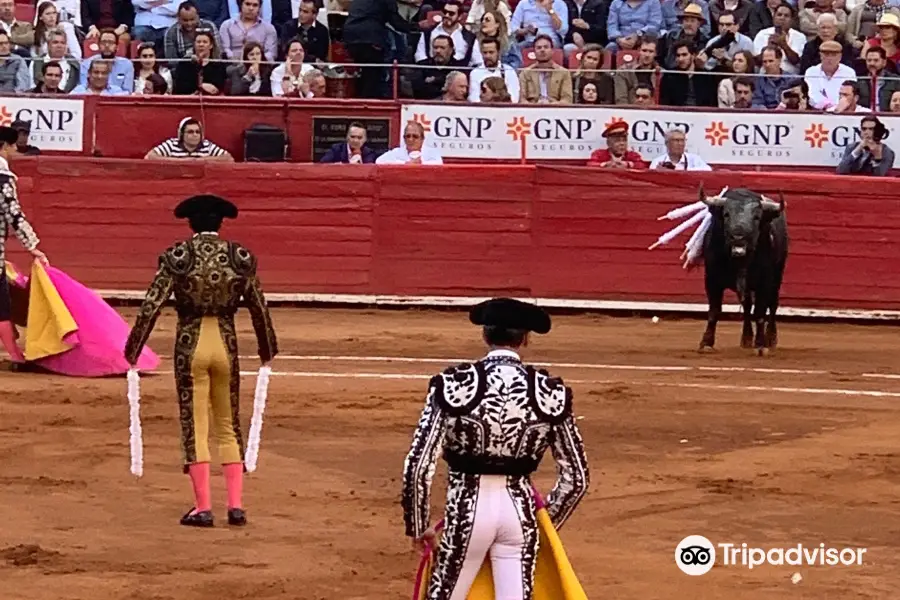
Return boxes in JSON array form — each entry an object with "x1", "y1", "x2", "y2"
[{"x1": 450, "y1": 475, "x2": 528, "y2": 600}]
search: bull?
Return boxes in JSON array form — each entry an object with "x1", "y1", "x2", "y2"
[{"x1": 697, "y1": 186, "x2": 789, "y2": 356}]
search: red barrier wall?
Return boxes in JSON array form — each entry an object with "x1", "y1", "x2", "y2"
[{"x1": 10, "y1": 158, "x2": 900, "y2": 311}]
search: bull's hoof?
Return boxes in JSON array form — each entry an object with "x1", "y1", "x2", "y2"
[
  {"x1": 740, "y1": 336, "x2": 754, "y2": 349},
  {"x1": 698, "y1": 345, "x2": 716, "y2": 354},
  {"x1": 756, "y1": 347, "x2": 770, "y2": 357}
]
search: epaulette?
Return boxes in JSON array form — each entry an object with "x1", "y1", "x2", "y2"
[
  {"x1": 161, "y1": 241, "x2": 194, "y2": 275},
  {"x1": 228, "y1": 242, "x2": 257, "y2": 276},
  {"x1": 431, "y1": 362, "x2": 486, "y2": 416},
  {"x1": 526, "y1": 366, "x2": 573, "y2": 425}
]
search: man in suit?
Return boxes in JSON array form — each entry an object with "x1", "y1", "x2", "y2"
[
  {"x1": 124, "y1": 194, "x2": 278, "y2": 528},
  {"x1": 519, "y1": 33, "x2": 573, "y2": 102},
  {"x1": 32, "y1": 30, "x2": 81, "y2": 93},
  {"x1": 320, "y1": 122, "x2": 378, "y2": 164}
]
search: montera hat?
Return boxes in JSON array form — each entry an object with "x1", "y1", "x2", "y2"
[
  {"x1": 602, "y1": 121, "x2": 629, "y2": 138},
  {"x1": 174, "y1": 194, "x2": 239, "y2": 220},
  {"x1": 469, "y1": 298, "x2": 552, "y2": 334}
]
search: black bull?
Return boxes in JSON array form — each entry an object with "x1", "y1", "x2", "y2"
[{"x1": 698, "y1": 186, "x2": 789, "y2": 356}]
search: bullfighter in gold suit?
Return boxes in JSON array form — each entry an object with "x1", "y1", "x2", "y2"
[{"x1": 124, "y1": 195, "x2": 278, "y2": 528}]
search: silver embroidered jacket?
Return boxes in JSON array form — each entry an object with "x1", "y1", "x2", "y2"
[
  {"x1": 0, "y1": 165, "x2": 39, "y2": 264},
  {"x1": 401, "y1": 352, "x2": 590, "y2": 538}
]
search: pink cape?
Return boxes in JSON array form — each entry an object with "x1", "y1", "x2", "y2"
[{"x1": 8, "y1": 263, "x2": 160, "y2": 377}]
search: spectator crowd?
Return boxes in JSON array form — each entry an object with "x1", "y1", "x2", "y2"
[{"x1": 2, "y1": 0, "x2": 900, "y2": 110}]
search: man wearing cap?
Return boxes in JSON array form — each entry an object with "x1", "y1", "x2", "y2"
[
  {"x1": 402, "y1": 297, "x2": 589, "y2": 600},
  {"x1": 0, "y1": 125, "x2": 49, "y2": 370},
  {"x1": 124, "y1": 194, "x2": 278, "y2": 528},
  {"x1": 658, "y1": 3, "x2": 710, "y2": 69},
  {"x1": 11, "y1": 120, "x2": 39, "y2": 156},
  {"x1": 586, "y1": 120, "x2": 647, "y2": 168},
  {"x1": 662, "y1": 0, "x2": 712, "y2": 36},
  {"x1": 803, "y1": 38, "x2": 856, "y2": 109}
]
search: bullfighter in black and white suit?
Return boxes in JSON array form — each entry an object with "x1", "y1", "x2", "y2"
[{"x1": 401, "y1": 298, "x2": 590, "y2": 600}]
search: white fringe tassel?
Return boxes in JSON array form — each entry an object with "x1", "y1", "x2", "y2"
[
  {"x1": 682, "y1": 211, "x2": 713, "y2": 269},
  {"x1": 244, "y1": 365, "x2": 272, "y2": 473},
  {"x1": 126, "y1": 368, "x2": 143, "y2": 478}
]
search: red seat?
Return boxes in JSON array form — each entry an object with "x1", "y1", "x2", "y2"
[
  {"x1": 83, "y1": 38, "x2": 129, "y2": 58},
  {"x1": 522, "y1": 47, "x2": 564, "y2": 68},
  {"x1": 14, "y1": 3, "x2": 34, "y2": 22},
  {"x1": 616, "y1": 49, "x2": 640, "y2": 68},
  {"x1": 130, "y1": 39, "x2": 143, "y2": 58}
]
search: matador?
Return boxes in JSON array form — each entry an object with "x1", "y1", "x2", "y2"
[
  {"x1": 402, "y1": 298, "x2": 590, "y2": 599},
  {"x1": 124, "y1": 194, "x2": 278, "y2": 528}
]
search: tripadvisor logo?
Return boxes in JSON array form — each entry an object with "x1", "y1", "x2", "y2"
[{"x1": 675, "y1": 535, "x2": 868, "y2": 575}]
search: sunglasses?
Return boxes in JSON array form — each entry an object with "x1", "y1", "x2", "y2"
[{"x1": 404, "y1": 133, "x2": 422, "y2": 139}]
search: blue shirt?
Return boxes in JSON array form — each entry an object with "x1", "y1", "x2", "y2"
[
  {"x1": 510, "y1": 0, "x2": 569, "y2": 47},
  {"x1": 751, "y1": 74, "x2": 800, "y2": 109},
  {"x1": 70, "y1": 83, "x2": 128, "y2": 95},
  {"x1": 133, "y1": 0, "x2": 181, "y2": 29},
  {"x1": 607, "y1": 0, "x2": 663, "y2": 40},
  {"x1": 79, "y1": 55, "x2": 135, "y2": 92}
]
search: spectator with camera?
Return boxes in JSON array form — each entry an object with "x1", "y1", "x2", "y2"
[
  {"x1": 649, "y1": 126, "x2": 712, "y2": 170},
  {"x1": 776, "y1": 80, "x2": 809, "y2": 109},
  {"x1": 699, "y1": 10, "x2": 753, "y2": 71},
  {"x1": 753, "y1": 3, "x2": 805, "y2": 74},
  {"x1": 837, "y1": 115, "x2": 895, "y2": 176}
]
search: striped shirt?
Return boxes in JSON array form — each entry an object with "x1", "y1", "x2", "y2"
[{"x1": 150, "y1": 138, "x2": 228, "y2": 158}]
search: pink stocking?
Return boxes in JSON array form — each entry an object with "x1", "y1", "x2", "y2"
[
  {"x1": 187, "y1": 462, "x2": 212, "y2": 512},
  {"x1": 222, "y1": 463, "x2": 243, "y2": 509},
  {"x1": 0, "y1": 321, "x2": 24, "y2": 363}
]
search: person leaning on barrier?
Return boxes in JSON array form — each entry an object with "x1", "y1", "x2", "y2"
[
  {"x1": 145, "y1": 117, "x2": 234, "y2": 162},
  {"x1": 829, "y1": 80, "x2": 871, "y2": 113},
  {"x1": 320, "y1": 122, "x2": 378, "y2": 164},
  {"x1": 376, "y1": 121, "x2": 443, "y2": 165},
  {"x1": 649, "y1": 126, "x2": 712, "y2": 170},
  {"x1": 837, "y1": 115, "x2": 896, "y2": 177}
]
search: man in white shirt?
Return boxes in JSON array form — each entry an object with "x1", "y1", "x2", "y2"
[
  {"x1": 415, "y1": 0, "x2": 475, "y2": 63},
  {"x1": 804, "y1": 39, "x2": 856, "y2": 109},
  {"x1": 376, "y1": 121, "x2": 444, "y2": 165},
  {"x1": 649, "y1": 126, "x2": 712, "y2": 170},
  {"x1": 270, "y1": 37, "x2": 313, "y2": 96},
  {"x1": 468, "y1": 38, "x2": 520, "y2": 102},
  {"x1": 753, "y1": 3, "x2": 806, "y2": 74}
]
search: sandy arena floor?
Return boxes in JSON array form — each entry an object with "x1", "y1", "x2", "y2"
[{"x1": 0, "y1": 307, "x2": 899, "y2": 599}]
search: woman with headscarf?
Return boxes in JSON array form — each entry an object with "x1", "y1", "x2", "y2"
[
  {"x1": 0, "y1": 126, "x2": 49, "y2": 370},
  {"x1": 145, "y1": 117, "x2": 234, "y2": 161}
]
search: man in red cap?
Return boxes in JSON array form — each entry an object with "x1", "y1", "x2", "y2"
[{"x1": 586, "y1": 120, "x2": 648, "y2": 169}]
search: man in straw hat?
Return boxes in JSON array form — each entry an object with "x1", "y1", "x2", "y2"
[
  {"x1": 659, "y1": 3, "x2": 711, "y2": 69},
  {"x1": 586, "y1": 120, "x2": 647, "y2": 168},
  {"x1": 402, "y1": 298, "x2": 590, "y2": 600},
  {"x1": 0, "y1": 125, "x2": 49, "y2": 370},
  {"x1": 124, "y1": 194, "x2": 278, "y2": 528}
]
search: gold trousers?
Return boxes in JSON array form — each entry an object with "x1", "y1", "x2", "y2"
[{"x1": 177, "y1": 316, "x2": 243, "y2": 471}]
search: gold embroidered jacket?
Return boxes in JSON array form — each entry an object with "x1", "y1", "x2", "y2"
[
  {"x1": 124, "y1": 234, "x2": 278, "y2": 365},
  {"x1": 0, "y1": 172, "x2": 39, "y2": 264}
]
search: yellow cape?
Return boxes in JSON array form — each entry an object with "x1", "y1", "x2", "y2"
[
  {"x1": 5, "y1": 261, "x2": 78, "y2": 361},
  {"x1": 414, "y1": 506, "x2": 588, "y2": 600}
]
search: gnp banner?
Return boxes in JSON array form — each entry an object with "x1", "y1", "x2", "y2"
[
  {"x1": 401, "y1": 104, "x2": 891, "y2": 167},
  {"x1": 1, "y1": 97, "x2": 84, "y2": 151}
]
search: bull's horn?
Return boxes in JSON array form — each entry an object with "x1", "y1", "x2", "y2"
[
  {"x1": 761, "y1": 193, "x2": 785, "y2": 213},
  {"x1": 702, "y1": 194, "x2": 726, "y2": 207}
]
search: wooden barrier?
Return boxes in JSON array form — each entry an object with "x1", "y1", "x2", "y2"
[{"x1": 9, "y1": 158, "x2": 900, "y2": 316}]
